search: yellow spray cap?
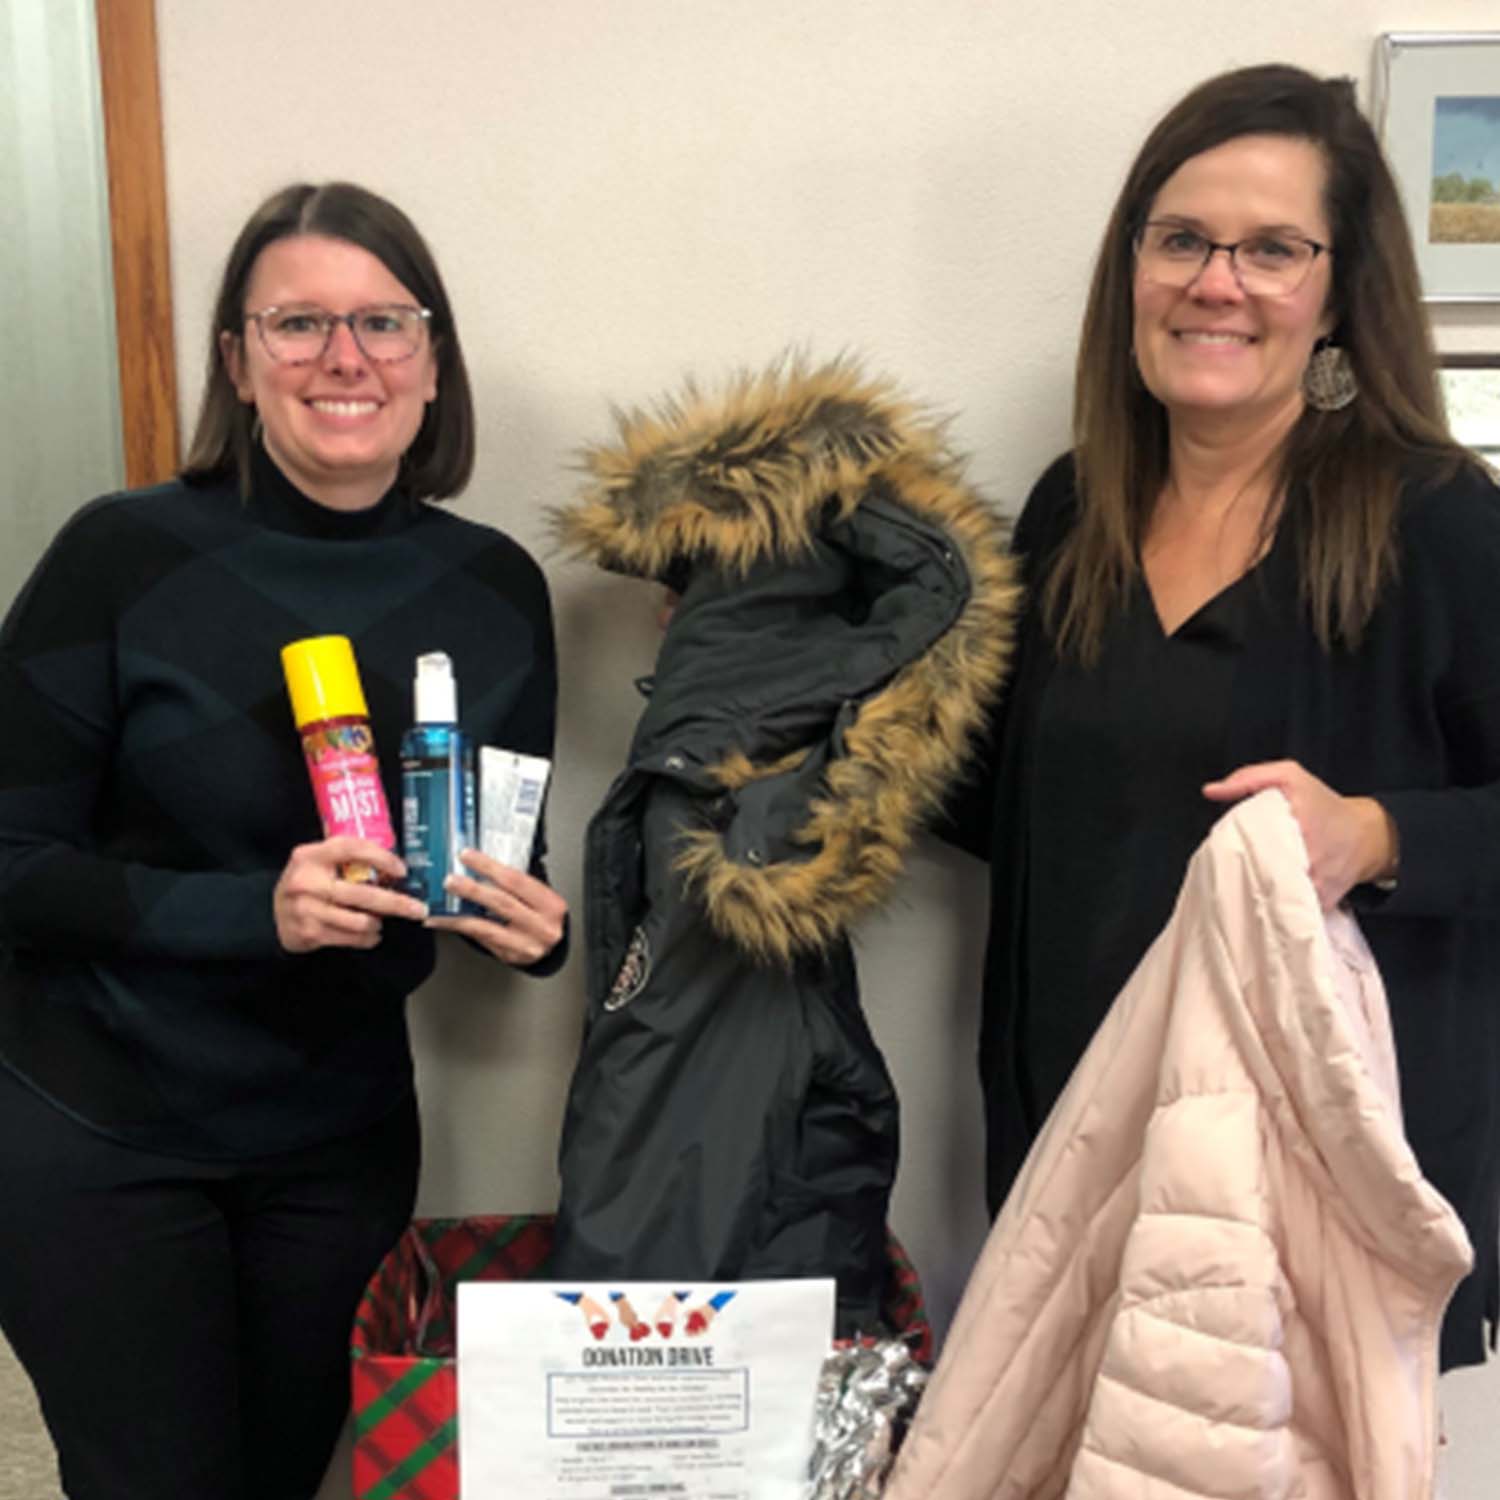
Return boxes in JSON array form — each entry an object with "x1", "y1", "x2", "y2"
[{"x1": 281, "y1": 636, "x2": 370, "y2": 728}]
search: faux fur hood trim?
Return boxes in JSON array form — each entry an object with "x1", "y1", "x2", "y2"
[{"x1": 559, "y1": 359, "x2": 1021, "y2": 963}]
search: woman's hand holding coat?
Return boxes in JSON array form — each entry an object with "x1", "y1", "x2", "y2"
[{"x1": 1203, "y1": 760, "x2": 1397, "y2": 910}]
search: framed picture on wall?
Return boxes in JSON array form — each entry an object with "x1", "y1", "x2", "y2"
[
  {"x1": 1374, "y1": 33, "x2": 1500, "y2": 303},
  {"x1": 1441, "y1": 354, "x2": 1500, "y2": 474}
]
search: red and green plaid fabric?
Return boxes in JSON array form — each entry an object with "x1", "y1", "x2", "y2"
[
  {"x1": 883, "y1": 1231, "x2": 933, "y2": 1365},
  {"x1": 351, "y1": 1215, "x2": 552, "y2": 1500},
  {"x1": 349, "y1": 1213, "x2": 930, "y2": 1500}
]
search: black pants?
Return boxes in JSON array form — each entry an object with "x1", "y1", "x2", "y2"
[{"x1": 0, "y1": 1066, "x2": 419, "y2": 1500}]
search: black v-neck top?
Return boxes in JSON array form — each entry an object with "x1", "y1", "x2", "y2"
[
  {"x1": 951, "y1": 450, "x2": 1500, "y2": 1370},
  {"x1": 1022, "y1": 563, "x2": 1259, "y2": 1115}
]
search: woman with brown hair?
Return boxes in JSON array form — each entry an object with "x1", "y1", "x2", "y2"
[
  {"x1": 956, "y1": 64, "x2": 1500, "y2": 1372},
  {"x1": 0, "y1": 182, "x2": 565, "y2": 1498}
]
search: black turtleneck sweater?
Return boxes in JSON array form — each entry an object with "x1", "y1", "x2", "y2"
[{"x1": 0, "y1": 450, "x2": 560, "y2": 1158}]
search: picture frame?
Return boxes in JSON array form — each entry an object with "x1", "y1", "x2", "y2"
[
  {"x1": 1441, "y1": 353, "x2": 1500, "y2": 474},
  {"x1": 1373, "y1": 33, "x2": 1500, "y2": 303}
]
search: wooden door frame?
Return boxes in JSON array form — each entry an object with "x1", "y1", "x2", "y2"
[{"x1": 96, "y1": 0, "x2": 179, "y2": 487}]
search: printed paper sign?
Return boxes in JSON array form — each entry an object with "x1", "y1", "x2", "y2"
[{"x1": 458, "y1": 1278, "x2": 834, "y2": 1499}]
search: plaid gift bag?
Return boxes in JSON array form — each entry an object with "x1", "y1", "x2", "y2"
[
  {"x1": 349, "y1": 1213, "x2": 930, "y2": 1500},
  {"x1": 351, "y1": 1215, "x2": 553, "y2": 1500}
]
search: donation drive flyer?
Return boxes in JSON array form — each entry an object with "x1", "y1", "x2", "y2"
[{"x1": 457, "y1": 1278, "x2": 835, "y2": 1499}]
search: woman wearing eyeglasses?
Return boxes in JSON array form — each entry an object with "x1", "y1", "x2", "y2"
[
  {"x1": 951, "y1": 66, "x2": 1500, "y2": 1375},
  {"x1": 0, "y1": 182, "x2": 566, "y2": 1499}
]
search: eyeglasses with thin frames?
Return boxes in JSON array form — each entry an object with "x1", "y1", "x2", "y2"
[
  {"x1": 245, "y1": 303, "x2": 433, "y2": 365},
  {"x1": 1135, "y1": 220, "x2": 1330, "y2": 298}
]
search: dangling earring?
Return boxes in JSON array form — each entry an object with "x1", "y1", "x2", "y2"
[{"x1": 1303, "y1": 338, "x2": 1358, "y2": 412}]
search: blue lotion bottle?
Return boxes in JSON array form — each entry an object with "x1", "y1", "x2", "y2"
[{"x1": 400, "y1": 653, "x2": 476, "y2": 915}]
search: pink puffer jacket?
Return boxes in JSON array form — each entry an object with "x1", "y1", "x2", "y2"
[{"x1": 888, "y1": 791, "x2": 1472, "y2": 1500}]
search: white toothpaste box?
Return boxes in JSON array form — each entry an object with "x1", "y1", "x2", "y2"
[{"x1": 478, "y1": 747, "x2": 551, "y2": 871}]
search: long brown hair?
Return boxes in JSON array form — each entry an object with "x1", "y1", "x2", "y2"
[
  {"x1": 1049, "y1": 64, "x2": 1467, "y2": 661},
  {"x1": 182, "y1": 182, "x2": 475, "y2": 501}
]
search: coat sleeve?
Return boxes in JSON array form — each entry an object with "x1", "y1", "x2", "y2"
[
  {"x1": 0, "y1": 500, "x2": 284, "y2": 961},
  {"x1": 1359, "y1": 467, "x2": 1500, "y2": 917}
]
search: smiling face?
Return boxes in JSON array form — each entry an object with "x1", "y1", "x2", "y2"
[
  {"x1": 1131, "y1": 134, "x2": 1335, "y2": 441},
  {"x1": 222, "y1": 234, "x2": 438, "y2": 509}
]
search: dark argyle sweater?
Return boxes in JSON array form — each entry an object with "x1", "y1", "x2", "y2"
[{"x1": 0, "y1": 450, "x2": 559, "y2": 1158}]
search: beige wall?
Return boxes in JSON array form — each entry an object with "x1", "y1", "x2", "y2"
[{"x1": 155, "y1": 5, "x2": 1500, "y2": 1496}]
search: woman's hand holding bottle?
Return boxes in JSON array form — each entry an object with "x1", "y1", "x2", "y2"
[
  {"x1": 273, "y1": 838, "x2": 427, "y2": 953},
  {"x1": 424, "y1": 847, "x2": 568, "y2": 966}
]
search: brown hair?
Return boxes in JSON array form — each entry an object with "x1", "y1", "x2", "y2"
[
  {"x1": 181, "y1": 182, "x2": 475, "y2": 500},
  {"x1": 1050, "y1": 64, "x2": 1467, "y2": 660}
]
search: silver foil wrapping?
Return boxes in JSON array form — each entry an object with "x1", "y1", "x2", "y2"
[{"x1": 806, "y1": 1338, "x2": 928, "y2": 1499}]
